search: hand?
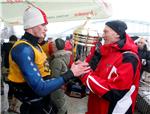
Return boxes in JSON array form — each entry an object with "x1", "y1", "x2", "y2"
[{"x1": 71, "y1": 60, "x2": 91, "y2": 77}]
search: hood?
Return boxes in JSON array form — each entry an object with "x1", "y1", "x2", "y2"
[
  {"x1": 116, "y1": 34, "x2": 138, "y2": 53},
  {"x1": 101, "y1": 34, "x2": 138, "y2": 55}
]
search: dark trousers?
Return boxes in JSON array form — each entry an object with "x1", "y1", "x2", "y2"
[
  {"x1": 10, "y1": 82, "x2": 58, "y2": 114},
  {"x1": 20, "y1": 96, "x2": 58, "y2": 114}
]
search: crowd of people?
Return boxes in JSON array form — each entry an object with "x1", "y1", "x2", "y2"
[{"x1": 1, "y1": 6, "x2": 150, "y2": 114}]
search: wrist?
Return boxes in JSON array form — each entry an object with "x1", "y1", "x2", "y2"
[{"x1": 61, "y1": 69, "x2": 74, "y2": 82}]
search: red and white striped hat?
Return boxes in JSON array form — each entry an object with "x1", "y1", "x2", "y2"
[{"x1": 23, "y1": 6, "x2": 48, "y2": 29}]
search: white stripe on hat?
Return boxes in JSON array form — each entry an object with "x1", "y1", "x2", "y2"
[{"x1": 23, "y1": 6, "x2": 48, "y2": 29}]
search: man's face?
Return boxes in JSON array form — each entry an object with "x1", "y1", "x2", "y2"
[
  {"x1": 32, "y1": 24, "x2": 47, "y2": 39},
  {"x1": 102, "y1": 25, "x2": 120, "y2": 45},
  {"x1": 137, "y1": 38, "x2": 146, "y2": 49}
]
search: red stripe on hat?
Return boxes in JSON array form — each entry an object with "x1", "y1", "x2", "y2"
[{"x1": 36, "y1": 7, "x2": 48, "y2": 24}]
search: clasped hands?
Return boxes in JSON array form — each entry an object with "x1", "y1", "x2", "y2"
[{"x1": 70, "y1": 60, "x2": 91, "y2": 77}]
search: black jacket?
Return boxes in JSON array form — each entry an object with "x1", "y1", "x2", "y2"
[{"x1": 138, "y1": 48, "x2": 150, "y2": 73}]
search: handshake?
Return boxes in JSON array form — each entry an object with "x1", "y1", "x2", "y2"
[{"x1": 70, "y1": 60, "x2": 91, "y2": 77}]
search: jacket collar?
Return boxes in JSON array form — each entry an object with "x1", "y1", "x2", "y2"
[
  {"x1": 100, "y1": 34, "x2": 138, "y2": 55},
  {"x1": 21, "y1": 32, "x2": 39, "y2": 46}
]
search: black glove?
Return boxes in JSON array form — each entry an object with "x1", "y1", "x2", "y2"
[{"x1": 89, "y1": 50, "x2": 101, "y2": 71}]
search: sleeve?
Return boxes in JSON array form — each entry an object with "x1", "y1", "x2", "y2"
[
  {"x1": 11, "y1": 44, "x2": 74, "y2": 96},
  {"x1": 85, "y1": 46, "x2": 96, "y2": 62},
  {"x1": 142, "y1": 59, "x2": 150, "y2": 73},
  {"x1": 138, "y1": 49, "x2": 150, "y2": 60},
  {"x1": 81, "y1": 53, "x2": 140, "y2": 101},
  {"x1": 145, "y1": 50, "x2": 150, "y2": 60},
  {"x1": 138, "y1": 49, "x2": 150, "y2": 72},
  {"x1": 84, "y1": 45, "x2": 102, "y2": 71}
]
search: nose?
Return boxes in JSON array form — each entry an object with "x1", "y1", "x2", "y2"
[{"x1": 102, "y1": 33, "x2": 105, "y2": 38}]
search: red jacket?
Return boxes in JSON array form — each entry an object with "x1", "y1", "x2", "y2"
[
  {"x1": 64, "y1": 40, "x2": 72, "y2": 51},
  {"x1": 81, "y1": 34, "x2": 141, "y2": 114},
  {"x1": 64, "y1": 40, "x2": 73, "y2": 67}
]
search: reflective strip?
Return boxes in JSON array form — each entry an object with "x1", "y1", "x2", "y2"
[
  {"x1": 86, "y1": 76, "x2": 94, "y2": 93},
  {"x1": 86, "y1": 75, "x2": 109, "y2": 92},
  {"x1": 112, "y1": 85, "x2": 135, "y2": 114},
  {"x1": 107, "y1": 66, "x2": 119, "y2": 82},
  {"x1": 43, "y1": 107, "x2": 52, "y2": 114},
  {"x1": 108, "y1": 66, "x2": 117, "y2": 79},
  {"x1": 28, "y1": 97, "x2": 43, "y2": 103}
]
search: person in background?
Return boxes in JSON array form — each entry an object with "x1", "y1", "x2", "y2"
[
  {"x1": 81, "y1": 20, "x2": 141, "y2": 114},
  {"x1": 39, "y1": 37, "x2": 54, "y2": 58},
  {"x1": 136, "y1": 38, "x2": 150, "y2": 82},
  {"x1": 50, "y1": 38, "x2": 71, "y2": 78},
  {"x1": 8, "y1": 6, "x2": 90, "y2": 114},
  {"x1": 136, "y1": 38, "x2": 150, "y2": 70},
  {"x1": 64, "y1": 35, "x2": 74, "y2": 68},
  {"x1": 1, "y1": 35, "x2": 18, "y2": 69},
  {"x1": 136, "y1": 38, "x2": 147, "y2": 50},
  {"x1": 47, "y1": 37, "x2": 54, "y2": 56},
  {"x1": 1, "y1": 35, "x2": 20, "y2": 113},
  {"x1": 64, "y1": 35, "x2": 73, "y2": 52},
  {"x1": 49, "y1": 38, "x2": 71, "y2": 114},
  {"x1": 131, "y1": 37, "x2": 150, "y2": 74}
]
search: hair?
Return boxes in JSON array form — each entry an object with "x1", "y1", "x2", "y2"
[
  {"x1": 55, "y1": 38, "x2": 65, "y2": 50},
  {"x1": 134, "y1": 37, "x2": 150, "y2": 51},
  {"x1": 66, "y1": 36, "x2": 70, "y2": 40},
  {"x1": 9, "y1": 35, "x2": 18, "y2": 41}
]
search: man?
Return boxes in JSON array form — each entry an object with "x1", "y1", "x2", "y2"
[
  {"x1": 49, "y1": 38, "x2": 71, "y2": 114},
  {"x1": 136, "y1": 38, "x2": 150, "y2": 73},
  {"x1": 8, "y1": 6, "x2": 90, "y2": 114},
  {"x1": 136, "y1": 37, "x2": 148, "y2": 50},
  {"x1": 1, "y1": 35, "x2": 18, "y2": 113},
  {"x1": 81, "y1": 20, "x2": 141, "y2": 114},
  {"x1": 130, "y1": 37, "x2": 150, "y2": 74},
  {"x1": 1, "y1": 35, "x2": 18, "y2": 69}
]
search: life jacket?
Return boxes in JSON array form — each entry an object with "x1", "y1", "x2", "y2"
[{"x1": 8, "y1": 40, "x2": 51, "y2": 83}]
